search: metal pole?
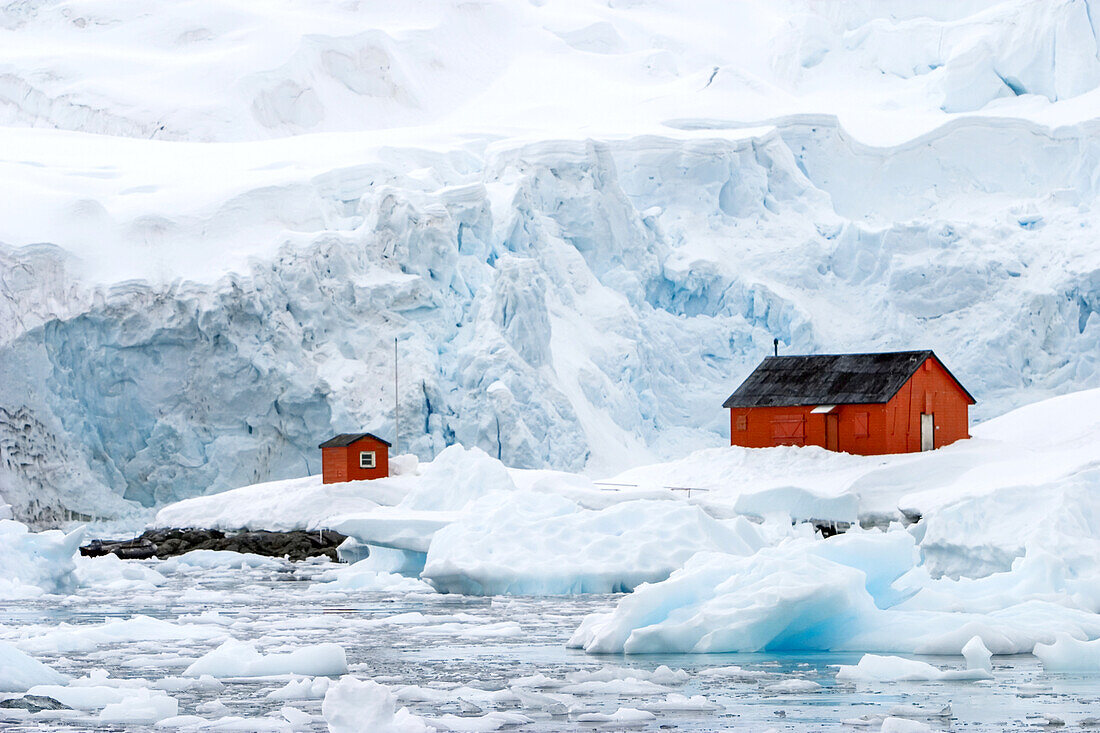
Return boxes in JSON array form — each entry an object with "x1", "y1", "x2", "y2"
[{"x1": 394, "y1": 337, "x2": 399, "y2": 454}]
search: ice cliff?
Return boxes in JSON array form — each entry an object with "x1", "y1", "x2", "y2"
[{"x1": 2, "y1": 1, "x2": 1100, "y2": 520}]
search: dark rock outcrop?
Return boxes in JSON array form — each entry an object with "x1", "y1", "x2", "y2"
[
  {"x1": 0, "y1": 695, "x2": 71, "y2": 712},
  {"x1": 80, "y1": 528, "x2": 349, "y2": 562}
]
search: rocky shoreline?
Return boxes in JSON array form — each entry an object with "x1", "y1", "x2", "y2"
[{"x1": 79, "y1": 527, "x2": 349, "y2": 563}]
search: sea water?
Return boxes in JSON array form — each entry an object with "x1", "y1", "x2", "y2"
[{"x1": 0, "y1": 560, "x2": 1095, "y2": 731}]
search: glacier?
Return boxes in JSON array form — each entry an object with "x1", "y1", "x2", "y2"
[
  {"x1": 4, "y1": 121, "x2": 1100, "y2": 520},
  {"x1": 1, "y1": 0, "x2": 1100, "y2": 525}
]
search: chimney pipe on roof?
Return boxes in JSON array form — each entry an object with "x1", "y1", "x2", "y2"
[{"x1": 773, "y1": 338, "x2": 779, "y2": 357}]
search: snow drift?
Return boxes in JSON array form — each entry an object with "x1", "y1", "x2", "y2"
[{"x1": 421, "y1": 492, "x2": 764, "y2": 595}]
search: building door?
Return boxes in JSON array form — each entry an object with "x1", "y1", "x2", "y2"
[
  {"x1": 920, "y1": 413, "x2": 934, "y2": 451},
  {"x1": 826, "y1": 413, "x2": 839, "y2": 451}
]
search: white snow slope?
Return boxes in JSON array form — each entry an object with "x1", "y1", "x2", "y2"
[
  {"x1": 156, "y1": 388, "x2": 1100, "y2": 598},
  {"x1": 3, "y1": 0, "x2": 1100, "y2": 520},
  {"x1": 138, "y1": 385, "x2": 1100, "y2": 657}
]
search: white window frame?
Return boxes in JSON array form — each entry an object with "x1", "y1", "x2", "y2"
[{"x1": 359, "y1": 451, "x2": 376, "y2": 469}]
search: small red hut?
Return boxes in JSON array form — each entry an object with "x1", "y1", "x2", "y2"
[
  {"x1": 722, "y1": 350, "x2": 974, "y2": 455},
  {"x1": 318, "y1": 433, "x2": 391, "y2": 483}
]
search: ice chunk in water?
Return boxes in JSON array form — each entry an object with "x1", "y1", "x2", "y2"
[
  {"x1": 184, "y1": 640, "x2": 348, "y2": 678},
  {"x1": 322, "y1": 677, "x2": 432, "y2": 733},
  {"x1": 0, "y1": 642, "x2": 68, "y2": 691},
  {"x1": 1034, "y1": 633, "x2": 1100, "y2": 672},
  {"x1": 0, "y1": 520, "x2": 83, "y2": 598},
  {"x1": 575, "y1": 707, "x2": 656, "y2": 723},
  {"x1": 881, "y1": 718, "x2": 933, "y2": 733}
]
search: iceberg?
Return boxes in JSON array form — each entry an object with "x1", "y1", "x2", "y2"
[
  {"x1": 568, "y1": 532, "x2": 1100, "y2": 655},
  {"x1": 0, "y1": 519, "x2": 84, "y2": 598}
]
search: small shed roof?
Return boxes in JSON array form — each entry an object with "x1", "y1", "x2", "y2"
[
  {"x1": 722, "y1": 350, "x2": 975, "y2": 408},
  {"x1": 318, "y1": 432, "x2": 392, "y2": 449}
]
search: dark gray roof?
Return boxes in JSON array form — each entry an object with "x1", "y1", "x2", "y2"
[
  {"x1": 722, "y1": 350, "x2": 975, "y2": 408},
  {"x1": 318, "y1": 432, "x2": 392, "y2": 449}
]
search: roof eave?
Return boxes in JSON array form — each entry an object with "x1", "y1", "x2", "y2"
[
  {"x1": 318, "y1": 432, "x2": 393, "y2": 449},
  {"x1": 722, "y1": 349, "x2": 977, "y2": 408}
]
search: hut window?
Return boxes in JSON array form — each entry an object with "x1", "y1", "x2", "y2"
[
  {"x1": 359, "y1": 451, "x2": 376, "y2": 469},
  {"x1": 770, "y1": 416, "x2": 805, "y2": 445},
  {"x1": 735, "y1": 415, "x2": 748, "y2": 431},
  {"x1": 854, "y1": 412, "x2": 869, "y2": 438}
]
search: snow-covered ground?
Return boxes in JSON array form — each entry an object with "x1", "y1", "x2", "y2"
[
  {"x1": 153, "y1": 386, "x2": 1100, "y2": 583},
  {"x1": 86, "y1": 387, "x2": 1092, "y2": 663},
  {"x1": 4, "y1": 1, "x2": 1100, "y2": 520},
  {"x1": 3, "y1": 384, "x2": 1100, "y2": 728}
]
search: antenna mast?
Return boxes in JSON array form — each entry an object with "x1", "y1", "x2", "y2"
[{"x1": 394, "y1": 337, "x2": 399, "y2": 455}]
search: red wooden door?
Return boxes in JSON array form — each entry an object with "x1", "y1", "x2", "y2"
[{"x1": 826, "y1": 413, "x2": 839, "y2": 452}]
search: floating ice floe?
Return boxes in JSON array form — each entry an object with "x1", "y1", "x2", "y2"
[
  {"x1": 694, "y1": 665, "x2": 772, "y2": 680},
  {"x1": 322, "y1": 677, "x2": 432, "y2": 733},
  {"x1": 0, "y1": 519, "x2": 83, "y2": 598},
  {"x1": 159, "y1": 550, "x2": 288, "y2": 572},
  {"x1": 835, "y1": 636, "x2": 993, "y2": 682},
  {"x1": 1033, "y1": 633, "x2": 1100, "y2": 672},
  {"x1": 155, "y1": 714, "x2": 294, "y2": 731},
  {"x1": 0, "y1": 642, "x2": 68, "y2": 691},
  {"x1": 392, "y1": 684, "x2": 517, "y2": 707},
  {"x1": 880, "y1": 719, "x2": 933, "y2": 733},
  {"x1": 16, "y1": 614, "x2": 227, "y2": 655},
  {"x1": 575, "y1": 707, "x2": 656, "y2": 723},
  {"x1": 266, "y1": 676, "x2": 331, "y2": 700},
  {"x1": 279, "y1": 707, "x2": 313, "y2": 728},
  {"x1": 428, "y1": 711, "x2": 534, "y2": 732},
  {"x1": 568, "y1": 530, "x2": 1100, "y2": 655},
  {"x1": 152, "y1": 675, "x2": 224, "y2": 692},
  {"x1": 73, "y1": 554, "x2": 167, "y2": 592},
  {"x1": 28, "y1": 684, "x2": 176, "y2": 715},
  {"x1": 763, "y1": 679, "x2": 822, "y2": 694},
  {"x1": 184, "y1": 639, "x2": 348, "y2": 678},
  {"x1": 640, "y1": 693, "x2": 719, "y2": 712},
  {"x1": 559, "y1": 677, "x2": 671, "y2": 695},
  {"x1": 98, "y1": 688, "x2": 179, "y2": 724},
  {"x1": 308, "y1": 559, "x2": 433, "y2": 594},
  {"x1": 566, "y1": 665, "x2": 689, "y2": 685}
]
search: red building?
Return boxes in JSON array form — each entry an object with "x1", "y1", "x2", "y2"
[
  {"x1": 318, "y1": 433, "x2": 391, "y2": 483},
  {"x1": 722, "y1": 350, "x2": 975, "y2": 455}
]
